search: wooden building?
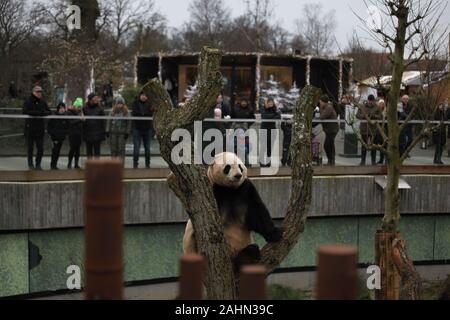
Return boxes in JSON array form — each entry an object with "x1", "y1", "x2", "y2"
[{"x1": 136, "y1": 52, "x2": 353, "y2": 108}]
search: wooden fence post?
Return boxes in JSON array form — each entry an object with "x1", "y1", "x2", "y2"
[
  {"x1": 316, "y1": 244, "x2": 358, "y2": 300},
  {"x1": 84, "y1": 159, "x2": 124, "y2": 300},
  {"x1": 179, "y1": 254, "x2": 205, "y2": 300},
  {"x1": 239, "y1": 265, "x2": 267, "y2": 300}
]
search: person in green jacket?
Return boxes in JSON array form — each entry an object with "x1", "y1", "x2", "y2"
[
  {"x1": 106, "y1": 96, "x2": 131, "y2": 163},
  {"x1": 319, "y1": 95, "x2": 339, "y2": 166}
]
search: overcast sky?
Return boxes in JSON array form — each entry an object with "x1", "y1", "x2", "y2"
[{"x1": 155, "y1": 0, "x2": 450, "y2": 52}]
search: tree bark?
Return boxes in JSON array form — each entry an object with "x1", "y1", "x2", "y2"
[
  {"x1": 260, "y1": 86, "x2": 320, "y2": 272},
  {"x1": 392, "y1": 238, "x2": 421, "y2": 300},
  {"x1": 382, "y1": 3, "x2": 408, "y2": 233},
  {"x1": 378, "y1": 2, "x2": 422, "y2": 300},
  {"x1": 144, "y1": 47, "x2": 317, "y2": 299},
  {"x1": 145, "y1": 48, "x2": 236, "y2": 300},
  {"x1": 375, "y1": 231, "x2": 401, "y2": 300}
]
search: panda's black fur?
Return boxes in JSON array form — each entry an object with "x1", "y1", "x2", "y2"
[
  {"x1": 213, "y1": 179, "x2": 283, "y2": 267},
  {"x1": 183, "y1": 152, "x2": 282, "y2": 270},
  {"x1": 213, "y1": 180, "x2": 282, "y2": 242}
]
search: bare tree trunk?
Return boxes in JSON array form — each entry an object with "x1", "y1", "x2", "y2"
[
  {"x1": 378, "y1": 2, "x2": 422, "y2": 299},
  {"x1": 143, "y1": 47, "x2": 317, "y2": 299}
]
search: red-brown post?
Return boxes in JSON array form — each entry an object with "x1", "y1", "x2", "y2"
[
  {"x1": 316, "y1": 244, "x2": 358, "y2": 300},
  {"x1": 84, "y1": 159, "x2": 124, "y2": 300},
  {"x1": 179, "y1": 254, "x2": 205, "y2": 300},
  {"x1": 239, "y1": 265, "x2": 267, "y2": 300}
]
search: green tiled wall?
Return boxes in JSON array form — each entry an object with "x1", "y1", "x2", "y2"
[
  {"x1": 0, "y1": 233, "x2": 29, "y2": 296},
  {"x1": 1, "y1": 215, "x2": 449, "y2": 297}
]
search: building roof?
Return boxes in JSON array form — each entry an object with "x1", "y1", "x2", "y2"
[
  {"x1": 359, "y1": 71, "x2": 422, "y2": 87},
  {"x1": 359, "y1": 69, "x2": 450, "y2": 89},
  {"x1": 138, "y1": 51, "x2": 353, "y2": 63}
]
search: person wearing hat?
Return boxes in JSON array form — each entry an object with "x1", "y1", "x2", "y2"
[
  {"x1": 106, "y1": 96, "x2": 131, "y2": 163},
  {"x1": 319, "y1": 94, "x2": 339, "y2": 166},
  {"x1": 82, "y1": 93, "x2": 106, "y2": 158},
  {"x1": 356, "y1": 95, "x2": 383, "y2": 166},
  {"x1": 67, "y1": 98, "x2": 84, "y2": 169},
  {"x1": 47, "y1": 102, "x2": 68, "y2": 170},
  {"x1": 22, "y1": 86, "x2": 51, "y2": 170},
  {"x1": 131, "y1": 91, "x2": 154, "y2": 169}
]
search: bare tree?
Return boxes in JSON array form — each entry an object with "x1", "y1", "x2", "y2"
[
  {"x1": 102, "y1": 0, "x2": 165, "y2": 49},
  {"x1": 342, "y1": 32, "x2": 391, "y2": 81},
  {"x1": 143, "y1": 47, "x2": 318, "y2": 299},
  {"x1": 351, "y1": 0, "x2": 449, "y2": 299},
  {"x1": 0, "y1": 0, "x2": 43, "y2": 89},
  {"x1": 294, "y1": 3, "x2": 337, "y2": 56},
  {"x1": 176, "y1": 0, "x2": 231, "y2": 51}
]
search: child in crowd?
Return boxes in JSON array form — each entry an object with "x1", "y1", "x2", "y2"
[{"x1": 107, "y1": 96, "x2": 131, "y2": 163}]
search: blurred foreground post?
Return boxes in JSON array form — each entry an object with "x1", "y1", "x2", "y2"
[
  {"x1": 179, "y1": 254, "x2": 205, "y2": 300},
  {"x1": 84, "y1": 159, "x2": 124, "y2": 300},
  {"x1": 239, "y1": 265, "x2": 267, "y2": 300},
  {"x1": 316, "y1": 245, "x2": 358, "y2": 300}
]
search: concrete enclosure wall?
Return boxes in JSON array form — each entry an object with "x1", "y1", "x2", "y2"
[
  {"x1": 1, "y1": 175, "x2": 450, "y2": 297},
  {"x1": 1, "y1": 175, "x2": 450, "y2": 231}
]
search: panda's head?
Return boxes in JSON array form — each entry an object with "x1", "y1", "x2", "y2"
[{"x1": 208, "y1": 152, "x2": 247, "y2": 189}]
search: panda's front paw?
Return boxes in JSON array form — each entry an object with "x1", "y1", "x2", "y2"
[{"x1": 265, "y1": 228, "x2": 283, "y2": 243}]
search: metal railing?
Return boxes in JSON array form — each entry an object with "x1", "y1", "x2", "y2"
[{"x1": 0, "y1": 114, "x2": 449, "y2": 171}]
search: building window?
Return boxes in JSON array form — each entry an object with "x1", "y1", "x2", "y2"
[
  {"x1": 178, "y1": 65, "x2": 253, "y2": 104},
  {"x1": 260, "y1": 66, "x2": 293, "y2": 91}
]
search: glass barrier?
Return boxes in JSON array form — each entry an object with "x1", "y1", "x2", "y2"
[{"x1": 0, "y1": 112, "x2": 449, "y2": 171}]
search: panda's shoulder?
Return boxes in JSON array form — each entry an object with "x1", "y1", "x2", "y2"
[{"x1": 238, "y1": 179, "x2": 258, "y2": 197}]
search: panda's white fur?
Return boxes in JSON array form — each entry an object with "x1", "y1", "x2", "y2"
[{"x1": 183, "y1": 152, "x2": 252, "y2": 258}]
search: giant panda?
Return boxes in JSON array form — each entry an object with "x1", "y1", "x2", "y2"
[{"x1": 183, "y1": 152, "x2": 282, "y2": 269}]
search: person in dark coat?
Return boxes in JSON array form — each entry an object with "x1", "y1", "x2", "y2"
[
  {"x1": 356, "y1": 95, "x2": 383, "y2": 166},
  {"x1": 22, "y1": 86, "x2": 51, "y2": 170},
  {"x1": 47, "y1": 102, "x2": 68, "y2": 170},
  {"x1": 9, "y1": 81, "x2": 17, "y2": 98},
  {"x1": 260, "y1": 98, "x2": 281, "y2": 167},
  {"x1": 82, "y1": 93, "x2": 106, "y2": 158},
  {"x1": 432, "y1": 104, "x2": 448, "y2": 165},
  {"x1": 131, "y1": 91, "x2": 154, "y2": 169},
  {"x1": 319, "y1": 95, "x2": 339, "y2": 166},
  {"x1": 231, "y1": 99, "x2": 255, "y2": 128},
  {"x1": 447, "y1": 104, "x2": 450, "y2": 158},
  {"x1": 230, "y1": 99, "x2": 255, "y2": 165},
  {"x1": 398, "y1": 95, "x2": 414, "y2": 157},
  {"x1": 67, "y1": 98, "x2": 84, "y2": 169},
  {"x1": 216, "y1": 94, "x2": 231, "y2": 119}
]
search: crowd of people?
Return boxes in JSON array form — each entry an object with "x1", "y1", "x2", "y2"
[
  {"x1": 23, "y1": 86, "x2": 155, "y2": 170},
  {"x1": 21, "y1": 85, "x2": 450, "y2": 170}
]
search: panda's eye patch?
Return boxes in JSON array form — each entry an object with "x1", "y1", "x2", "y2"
[
  {"x1": 239, "y1": 165, "x2": 243, "y2": 172},
  {"x1": 224, "y1": 165, "x2": 231, "y2": 175}
]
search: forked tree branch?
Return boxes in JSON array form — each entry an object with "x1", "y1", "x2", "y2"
[
  {"x1": 143, "y1": 47, "x2": 317, "y2": 299},
  {"x1": 260, "y1": 85, "x2": 319, "y2": 272}
]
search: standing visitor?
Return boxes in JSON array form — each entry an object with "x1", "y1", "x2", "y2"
[
  {"x1": 432, "y1": 103, "x2": 448, "y2": 165},
  {"x1": 230, "y1": 99, "x2": 255, "y2": 165},
  {"x1": 260, "y1": 98, "x2": 281, "y2": 167},
  {"x1": 47, "y1": 102, "x2": 68, "y2": 170},
  {"x1": 356, "y1": 95, "x2": 383, "y2": 166},
  {"x1": 82, "y1": 93, "x2": 106, "y2": 158},
  {"x1": 107, "y1": 96, "x2": 130, "y2": 163},
  {"x1": 67, "y1": 98, "x2": 84, "y2": 169},
  {"x1": 23, "y1": 86, "x2": 51, "y2": 170},
  {"x1": 398, "y1": 95, "x2": 413, "y2": 157},
  {"x1": 377, "y1": 99, "x2": 388, "y2": 165},
  {"x1": 319, "y1": 95, "x2": 339, "y2": 166},
  {"x1": 131, "y1": 91, "x2": 154, "y2": 169}
]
